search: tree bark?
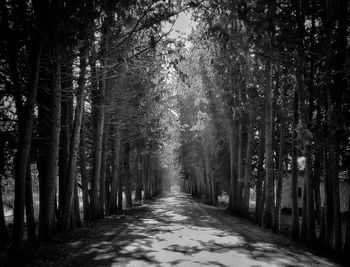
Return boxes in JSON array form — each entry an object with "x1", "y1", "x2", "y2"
[
  {"x1": 263, "y1": 35, "x2": 274, "y2": 229},
  {"x1": 243, "y1": 106, "x2": 254, "y2": 218},
  {"x1": 255, "y1": 113, "x2": 265, "y2": 224},
  {"x1": 236, "y1": 117, "x2": 244, "y2": 213},
  {"x1": 58, "y1": 55, "x2": 73, "y2": 225},
  {"x1": 291, "y1": 91, "x2": 299, "y2": 241},
  {"x1": 296, "y1": 0, "x2": 315, "y2": 245},
  {"x1": 345, "y1": 194, "x2": 350, "y2": 254},
  {"x1": 12, "y1": 39, "x2": 41, "y2": 248},
  {"x1": 274, "y1": 95, "x2": 286, "y2": 233},
  {"x1": 79, "y1": 109, "x2": 89, "y2": 222},
  {"x1": 90, "y1": 64, "x2": 105, "y2": 221},
  {"x1": 38, "y1": 45, "x2": 61, "y2": 241},
  {"x1": 61, "y1": 52, "x2": 86, "y2": 232},
  {"x1": 124, "y1": 141, "x2": 132, "y2": 209},
  {"x1": 135, "y1": 149, "x2": 143, "y2": 202},
  {"x1": 110, "y1": 129, "x2": 121, "y2": 213},
  {"x1": 228, "y1": 118, "x2": 238, "y2": 212},
  {"x1": 144, "y1": 154, "x2": 152, "y2": 200},
  {"x1": 73, "y1": 180, "x2": 81, "y2": 228},
  {"x1": 117, "y1": 142, "x2": 124, "y2": 210},
  {"x1": 99, "y1": 115, "x2": 110, "y2": 216},
  {"x1": 331, "y1": 0, "x2": 347, "y2": 255},
  {"x1": 0, "y1": 180, "x2": 10, "y2": 248},
  {"x1": 25, "y1": 163, "x2": 36, "y2": 243}
]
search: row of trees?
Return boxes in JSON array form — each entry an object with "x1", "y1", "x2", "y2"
[
  {"x1": 0, "y1": 0, "x2": 190, "y2": 251},
  {"x1": 175, "y1": 0, "x2": 349, "y2": 258}
]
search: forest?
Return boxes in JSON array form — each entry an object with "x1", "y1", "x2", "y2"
[{"x1": 0, "y1": 0, "x2": 349, "y2": 264}]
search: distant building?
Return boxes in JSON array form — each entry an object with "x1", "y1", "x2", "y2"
[{"x1": 281, "y1": 171, "x2": 349, "y2": 214}]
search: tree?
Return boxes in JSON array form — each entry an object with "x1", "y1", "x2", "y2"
[{"x1": 61, "y1": 50, "x2": 87, "y2": 232}]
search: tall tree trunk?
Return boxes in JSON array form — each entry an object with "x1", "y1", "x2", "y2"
[
  {"x1": 274, "y1": 94, "x2": 286, "y2": 233},
  {"x1": 255, "y1": 113, "x2": 265, "y2": 224},
  {"x1": 79, "y1": 109, "x2": 89, "y2": 222},
  {"x1": 291, "y1": 91, "x2": 300, "y2": 241},
  {"x1": 38, "y1": 45, "x2": 61, "y2": 241},
  {"x1": 327, "y1": 61, "x2": 342, "y2": 255},
  {"x1": 323, "y1": 0, "x2": 342, "y2": 253},
  {"x1": 105, "y1": 162, "x2": 112, "y2": 216},
  {"x1": 324, "y1": 138, "x2": 334, "y2": 250},
  {"x1": 236, "y1": 118, "x2": 244, "y2": 213},
  {"x1": 331, "y1": 0, "x2": 347, "y2": 255},
  {"x1": 229, "y1": 119, "x2": 238, "y2": 212},
  {"x1": 117, "y1": 142, "x2": 124, "y2": 210},
  {"x1": 243, "y1": 106, "x2": 254, "y2": 218},
  {"x1": 345, "y1": 194, "x2": 350, "y2": 254},
  {"x1": 143, "y1": 154, "x2": 151, "y2": 200},
  {"x1": 90, "y1": 68, "x2": 105, "y2": 221},
  {"x1": 313, "y1": 98, "x2": 323, "y2": 228},
  {"x1": 73, "y1": 180, "x2": 81, "y2": 228},
  {"x1": 110, "y1": 129, "x2": 121, "y2": 214},
  {"x1": 263, "y1": 34, "x2": 274, "y2": 229},
  {"x1": 135, "y1": 149, "x2": 143, "y2": 202},
  {"x1": 61, "y1": 52, "x2": 86, "y2": 232},
  {"x1": 25, "y1": 163, "x2": 36, "y2": 243},
  {"x1": 99, "y1": 115, "x2": 110, "y2": 216},
  {"x1": 0, "y1": 181, "x2": 10, "y2": 248},
  {"x1": 124, "y1": 142, "x2": 132, "y2": 209},
  {"x1": 11, "y1": 39, "x2": 41, "y2": 248},
  {"x1": 203, "y1": 151, "x2": 212, "y2": 204},
  {"x1": 313, "y1": 104, "x2": 323, "y2": 231},
  {"x1": 58, "y1": 56, "x2": 73, "y2": 225},
  {"x1": 296, "y1": 0, "x2": 315, "y2": 245}
]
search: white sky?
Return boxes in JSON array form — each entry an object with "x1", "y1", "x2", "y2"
[{"x1": 162, "y1": 11, "x2": 196, "y2": 39}]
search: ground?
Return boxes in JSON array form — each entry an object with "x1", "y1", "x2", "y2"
[{"x1": 1, "y1": 192, "x2": 344, "y2": 266}]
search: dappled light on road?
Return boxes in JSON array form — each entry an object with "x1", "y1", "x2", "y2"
[{"x1": 65, "y1": 192, "x2": 337, "y2": 267}]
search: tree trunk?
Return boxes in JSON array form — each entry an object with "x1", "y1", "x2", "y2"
[
  {"x1": 301, "y1": 181, "x2": 307, "y2": 242},
  {"x1": 313, "y1": 104, "x2": 323, "y2": 227},
  {"x1": 263, "y1": 35, "x2": 274, "y2": 229},
  {"x1": 61, "y1": 52, "x2": 86, "y2": 232},
  {"x1": 243, "y1": 106, "x2": 254, "y2": 218},
  {"x1": 203, "y1": 151, "x2": 212, "y2": 204},
  {"x1": 0, "y1": 181, "x2": 10, "y2": 248},
  {"x1": 309, "y1": 0, "x2": 322, "y2": 228},
  {"x1": 38, "y1": 45, "x2": 61, "y2": 241},
  {"x1": 73, "y1": 180, "x2": 81, "y2": 228},
  {"x1": 143, "y1": 154, "x2": 152, "y2": 200},
  {"x1": 135, "y1": 150, "x2": 143, "y2": 202},
  {"x1": 291, "y1": 91, "x2": 299, "y2": 241},
  {"x1": 90, "y1": 66, "x2": 105, "y2": 221},
  {"x1": 274, "y1": 98, "x2": 286, "y2": 233},
  {"x1": 330, "y1": 0, "x2": 347, "y2": 255},
  {"x1": 25, "y1": 163, "x2": 36, "y2": 242},
  {"x1": 255, "y1": 114, "x2": 265, "y2": 224},
  {"x1": 110, "y1": 129, "x2": 121, "y2": 214},
  {"x1": 117, "y1": 142, "x2": 124, "y2": 210},
  {"x1": 229, "y1": 118, "x2": 238, "y2": 212},
  {"x1": 58, "y1": 56, "x2": 73, "y2": 225},
  {"x1": 79, "y1": 109, "x2": 89, "y2": 222},
  {"x1": 236, "y1": 118, "x2": 244, "y2": 214},
  {"x1": 124, "y1": 142, "x2": 132, "y2": 209},
  {"x1": 105, "y1": 162, "x2": 112, "y2": 216},
  {"x1": 296, "y1": 0, "x2": 315, "y2": 245},
  {"x1": 327, "y1": 89, "x2": 342, "y2": 255},
  {"x1": 99, "y1": 114, "x2": 110, "y2": 216},
  {"x1": 11, "y1": 39, "x2": 41, "y2": 248},
  {"x1": 345, "y1": 194, "x2": 350, "y2": 254}
]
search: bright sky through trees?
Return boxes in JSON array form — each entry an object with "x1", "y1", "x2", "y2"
[{"x1": 162, "y1": 11, "x2": 196, "y2": 40}]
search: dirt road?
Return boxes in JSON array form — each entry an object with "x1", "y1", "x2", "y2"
[{"x1": 3, "y1": 192, "x2": 342, "y2": 266}]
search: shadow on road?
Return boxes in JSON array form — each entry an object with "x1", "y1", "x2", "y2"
[{"x1": 61, "y1": 192, "x2": 339, "y2": 267}]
